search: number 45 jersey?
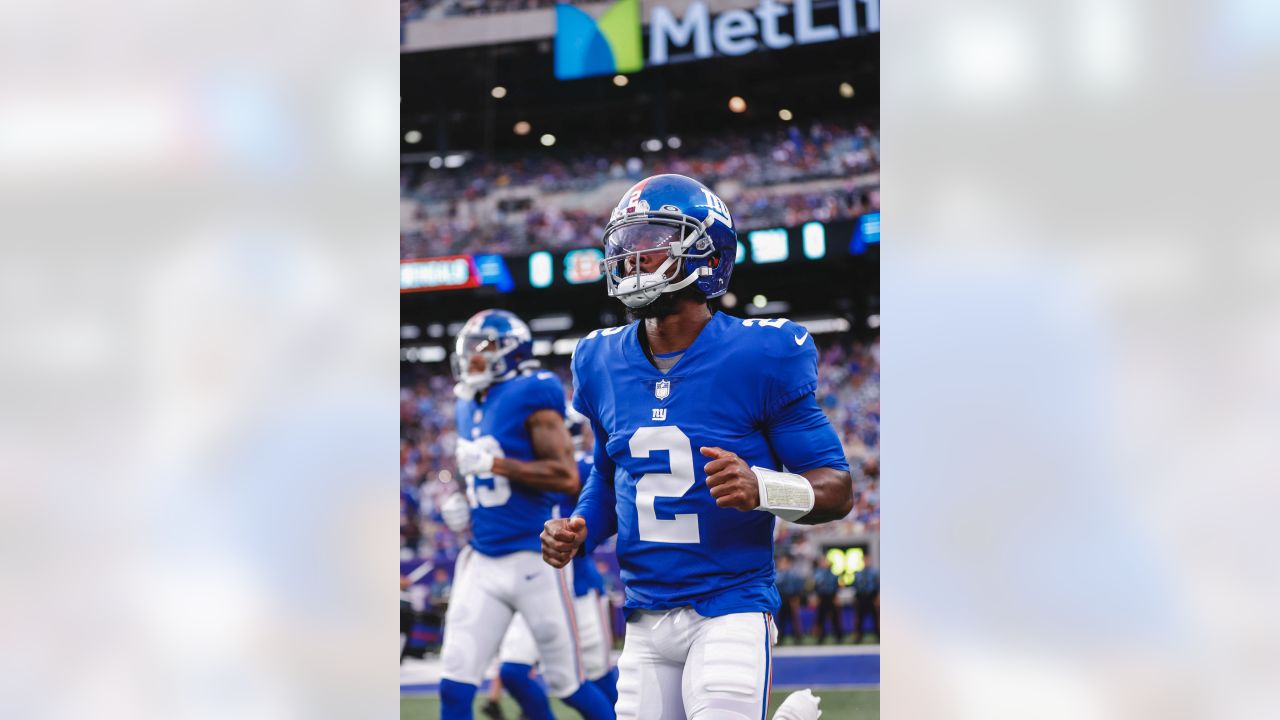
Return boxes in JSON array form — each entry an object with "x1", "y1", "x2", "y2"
[
  {"x1": 455, "y1": 370, "x2": 567, "y2": 558},
  {"x1": 570, "y1": 312, "x2": 849, "y2": 617}
]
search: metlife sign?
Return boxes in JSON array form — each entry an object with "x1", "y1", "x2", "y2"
[{"x1": 556, "y1": 0, "x2": 879, "y2": 80}]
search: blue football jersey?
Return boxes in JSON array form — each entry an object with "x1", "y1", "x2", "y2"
[
  {"x1": 571, "y1": 312, "x2": 848, "y2": 617},
  {"x1": 560, "y1": 451, "x2": 606, "y2": 598},
  {"x1": 455, "y1": 370, "x2": 567, "y2": 557}
]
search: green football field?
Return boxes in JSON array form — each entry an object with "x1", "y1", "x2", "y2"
[{"x1": 400, "y1": 688, "x2": 879, "y2": 719}]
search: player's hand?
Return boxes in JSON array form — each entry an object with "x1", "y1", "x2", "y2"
[
  {"x1": 541, "y1": 516, "x2": 587, "y2": 568},
  {"x1": 456, "y1": 439, "x2": 495, "y2": 476},
  {"x1": 440, "y1": 492, "x2": 471, "y2": 532},
  {"x1": 700, "y1": 446, "x2": 761, "y2": 511}
]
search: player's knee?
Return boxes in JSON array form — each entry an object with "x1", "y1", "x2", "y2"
[{"x1": 543, "y1": 674, "x2": 577, "y2": 698}]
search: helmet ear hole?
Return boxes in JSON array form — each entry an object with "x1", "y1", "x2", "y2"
[{"x1": 710, "y1": 256, "x2": 719, "y2": 268}]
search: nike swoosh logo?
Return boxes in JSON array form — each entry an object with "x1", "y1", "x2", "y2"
[{"x1": 794, "y1": 332, "x2": 809, "y2": 346}]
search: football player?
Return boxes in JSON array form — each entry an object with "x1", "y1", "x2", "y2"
[
  {"x1": 541, "y1": 174, "x2": 852, "y2": 719},
  {"x1": 439, "y1": 309, "x2": 614, "y2": 720},
  {"x1": 438, "y1": 405, "x2": 617, "y2": 719}
]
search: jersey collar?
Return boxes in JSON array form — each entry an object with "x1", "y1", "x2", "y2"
[{"x1": 625, "y1": 311, "x2": 729, "y2": 377}]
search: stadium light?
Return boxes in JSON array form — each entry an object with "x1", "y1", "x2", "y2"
[
  {"x1": 839, "y1": 82, "x2": 855, "y2": 98},
  {"x1": 778, "y1": 109, "x2": 793, "y2": 121},
  {"x1": 491, "y1": 86, "x2": 507, "y2": 99},
  {"x1": 427, "y1": 156, "x2": 443, "y2": 169},
  {"x1": 797, "y1": 317, "x2": 852, "y2": 334},
  {"x1": 540, "y1": 133, "x2": 556, "y2": 147},
  {"x1": 802, "y1": 222, "x2": 827, "y2": 259},
  {"x1": 642, "y1": 138, "x2": 662, "y2": 152},
  {"x1": 529, "y1": 252, "x2": 553, "y2": 288},
  {"x1": 513, "y1": 121, "x2": 531, "y2": 136},
  {"x1": 746, "y1": 300, "x2": 790, "y2": 316},
  {"x1": 404, "y1": 130, "x2": 422, "y2": 144},
  {"x1": 667, "y1": 136, "x2": 682, "y2": 149},
  {"x1": 728, "y1": 96, "x2": 747, "y2": 113},
  {"x1": 747, "y1": 228, "x2": 789, "y2": 264},
  {"x1": 552, "y1": 338, "x2": 581, "y2": 355},
  {"x1": 867, "y1": 314, "x2": 881, "y2": 329},
  {"x1": 721, "y1": 292, "x2": 737, "y2": 309},
  {"x1": 613, "y1": 75, "x2": 629, "y2": 87},
  {"x1": 530, "y1": 314, "x2": 573, "y2": 332},
  {"x1": 752, "y1": 294, "x2": 767, "y2": 308},
  {"x1": 444, "y1": 154, "x2": 465, "y2": 168}
]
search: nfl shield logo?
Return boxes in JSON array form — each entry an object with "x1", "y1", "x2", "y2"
[{"x1": 654, "y1": 379, "x2": 670, "y2": 400}]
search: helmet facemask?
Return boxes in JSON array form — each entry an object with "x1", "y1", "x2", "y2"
[
  {"x1": 450, "y1": 332, "x2": 521, "y2": 393},
  {"x1": 601, "y1": 211, "x2": 716, "y2": 309}
]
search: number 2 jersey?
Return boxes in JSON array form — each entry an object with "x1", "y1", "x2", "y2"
[
  {"x1": 455, "y1": 370, "x2": 567, "y2": 558},
  {"x1": 570, "y1": 312, "x2": 849, "y2": 617}
]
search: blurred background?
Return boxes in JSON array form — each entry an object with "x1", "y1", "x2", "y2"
[
  {"x1": 5, "y1": 0, "x2": 1279, "y2": 716},
  {"x1": 398, "y1": 0, "x2": 881, "y2": 714}
]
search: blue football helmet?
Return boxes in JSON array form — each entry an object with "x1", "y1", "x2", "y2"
[
  {"x1": 450, "y1": 309, "x2": 534, "y2": 394},
  {"x1": 601, "y1": 174, "x2": 737, "y2": 308}
]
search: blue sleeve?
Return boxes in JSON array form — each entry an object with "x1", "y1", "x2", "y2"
[
  {"x1": 760, "y1": 322, "x2": 820, "y2": 420},
  {"x1": 570, "y1": 345, "x2": 593, "y2": 418},
  {"x1": 527, "y1": 371, "x2": 567, "y2": 416},
  {"x1": 765, "y1": 393, "x2": 850, "y2": 474},
  {"x1": 571, "y1": 417, "x2": 617, "y2": 553}
]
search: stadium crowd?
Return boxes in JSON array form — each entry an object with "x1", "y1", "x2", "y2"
[
  {"x1": 400, "y1": 332, "x2": 879, "y2": 649},
  {"x1": 400, "y1": 123, "x2": 880, "y2": 258}
]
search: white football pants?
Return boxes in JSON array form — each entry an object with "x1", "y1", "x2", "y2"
[
  {"x1": 615, "y1": 608, "x2": 776, "y2": 720},
  {"x1": 497, "y1": 588, "x2": 614, "y2": 681},
  {"x1": 440, "y1": 547, "x2": 586, "y2": 697}
]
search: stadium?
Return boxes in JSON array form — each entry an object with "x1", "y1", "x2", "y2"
[{"x1": 400, "y1": 1, "x2": 879, "y2": 716}]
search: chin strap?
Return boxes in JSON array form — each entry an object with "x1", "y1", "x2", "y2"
[{"x1": 612, "y1": 216, "x2": 716, "y2": 308}]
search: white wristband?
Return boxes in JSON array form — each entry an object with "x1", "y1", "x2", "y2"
[{"x1": 752, "y1": 466, "x2": 815, "y2": 522}]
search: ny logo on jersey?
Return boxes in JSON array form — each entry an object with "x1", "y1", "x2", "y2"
[
  {"x1": 651, "y1": 408, "x2": 667, "y2": 421},
  {"x1": 655, "y1": 379, "x2": 671, "y2": 400}
]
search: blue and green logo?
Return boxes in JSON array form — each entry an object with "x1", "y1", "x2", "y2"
[{"x1": 554, "y1": 0, "x2": 643, "y2": 80}]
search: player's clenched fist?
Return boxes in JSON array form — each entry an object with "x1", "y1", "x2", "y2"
[
  {"x1": 541, "y1": 516, "x2": 587, "y2": 568},
  {"x1": 700, "y1": 446, "x2": 761, "y2": 511}
]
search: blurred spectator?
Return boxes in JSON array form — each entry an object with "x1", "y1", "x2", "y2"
[
  {"x1": 428, "y1": 566, "x2": 453, "y2": 611},
  {"x1": 853, "y1": 557, "x2": 880, "y2": 643},
  {"x1": 812, "y1": 555, "x2": 844, "y2": 644},
  {"x1": 401, "y1": 121, "x2": 879, "y2": 258},
  {"x1": 775, "y1": 555, "x2": 805, "y2": 644}
]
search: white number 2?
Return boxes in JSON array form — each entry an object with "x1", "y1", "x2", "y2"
[
  {"x1": 631, "y1": 426, "x2": 700, "y2": 544},
  {"x1": 465, "y1": 435, "x2": 511, "y2": 508}
]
